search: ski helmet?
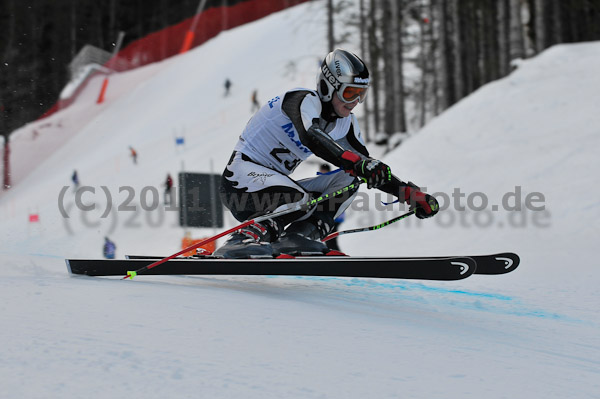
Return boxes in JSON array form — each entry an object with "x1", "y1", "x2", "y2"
[{"x1": 317, "y1": 49, "x2": 370, "y2": 104}]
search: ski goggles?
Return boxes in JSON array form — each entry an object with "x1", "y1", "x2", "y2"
[{"x1": 337, "y1": 83, "x2": 369, "y2": 104}]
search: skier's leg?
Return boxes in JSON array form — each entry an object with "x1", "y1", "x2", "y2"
[
  {"x1": 295, "y1": 170, "x2": 359, "y2": 221},
  {"x1": 273, "y1": 170, "x2": 360, "y2": 255},
  {"x1": 215, "y1": 152, "x2": 309, "y2": 258}
]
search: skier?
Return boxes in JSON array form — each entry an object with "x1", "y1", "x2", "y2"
[
  {"x1": 164, "y1": 173, "x2": 173, "y2": 205},
  {"x1": 71, "y1": 170, "x2": 79, "y2": 190},
  {"x1": 251, "y1": 89, "x2": 260, "y2": 112},
  {"x1": 129, "y1": 146, "x2": 138, "y2": 164},
  {"x1": 103, "y1": 237, "x2": 116, "y2": 259},
  {"x1": 214, "y1": 49, "x2": 439, "y2": 258},
  {"x1": 224, "y1": 78, "x2": 232, "y2": 96}
]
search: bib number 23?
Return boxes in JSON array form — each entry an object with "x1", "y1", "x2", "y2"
[{"x1": 270, "y1": 148, "x2": 301, "y2": 171}]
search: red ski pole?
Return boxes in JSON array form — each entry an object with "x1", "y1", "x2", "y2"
[
  {"x1": 122, "y1": 221, "x2": 254, "y2": 279},
  {"x1": 123, "y1": 180, "x2": 363, "y2": 279}
]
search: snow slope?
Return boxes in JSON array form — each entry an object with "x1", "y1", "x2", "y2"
[{"x1": 1, "y1": 1, "x2": 599, "y2": 397}]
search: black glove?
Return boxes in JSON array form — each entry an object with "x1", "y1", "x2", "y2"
[
  {"x1": 414, "y1": 193, "x2": 439, "y2": 219},
  {"x1": 403, "y1": 184, "x2": 439, "y2": 219},
  {"x1": 341, "y1": 151, "x2": 392, "y2": 189}
]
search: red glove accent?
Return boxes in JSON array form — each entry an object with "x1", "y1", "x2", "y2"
[
  {"x1": 403, "y1": 185, "x2": 432, "y2": 215},
  {"x1": 341, "y1": 151, "x2": 361, "y2": 175},
  {"x1": 341, "y1": 151, "x2": 361, "y2": 163}
]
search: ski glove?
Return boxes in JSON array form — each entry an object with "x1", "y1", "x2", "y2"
[
  {"x1": 341, "y1": 151, "x2": 392, "y2": 189},
  {"x1": 403, "y1": 183, "x2": 440, "y2": 219}
]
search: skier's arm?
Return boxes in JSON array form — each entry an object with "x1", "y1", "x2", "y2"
[
  {"x1": 281, "y1": 91, "x2": 347, "y2": 165},
  {"x1": 299, "y1": 112, "x2": 370, "y2": 168},
  {"x1": 281, "y1": 91, "x2": 413, "y2": 192},
  {"x1": 340, "y1": 117, "x2": 438, "y2": 218},
  {"x1": 301, "y1": 123, "x2": 398, "y2": 189},
  {"x1": 279, "y1": 92, "x2": 389, "y2": 186}
]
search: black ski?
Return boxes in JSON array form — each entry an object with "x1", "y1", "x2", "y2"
[
  {"x1": 66, "y1": 256, "x2": 476, "y2": 281},
  {"x1": 124, "y1": 252, "x2": 520, "y2": 275}
]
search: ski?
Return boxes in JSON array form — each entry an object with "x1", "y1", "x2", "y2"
[
  {"x1": 124, "y1": 252, "x2": 519, "y2": 275},
  {"x1": 66, "y1": 256, "x2": 477, "y2": 281}
]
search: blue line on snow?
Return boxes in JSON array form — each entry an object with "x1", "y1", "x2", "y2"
[
  {"x1": 270, "y1": 275, "x2": 576, "y2": 322},
  {"x1": 27, "y1": 253, "x2": 64, "y2": 259}
]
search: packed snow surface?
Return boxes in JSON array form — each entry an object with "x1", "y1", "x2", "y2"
[{"x1": 1, "y1": 2, "x2": 599, "y2": 398}]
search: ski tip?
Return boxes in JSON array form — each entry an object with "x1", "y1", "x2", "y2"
[{"x1": 496, "y1": 252, "x2": 520, "y2": 272}]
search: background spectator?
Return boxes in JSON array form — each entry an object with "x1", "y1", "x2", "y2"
[
  {"x1": 103, "y1": 236, "x2": 116, "y2": 259},
  {"x1": 164, "y1": 173, "x2": 173, "y2": 205},
  {"x1": 224, "y1": 78, "x2": 232, "y2": 96},
  {"x1": 71, "y1": 170, "x2": 79, "y2": 190},
  {"x1": 251, "y1": 89, "x2": 260, "y2": 112},
  {"x1": 129, "y1": 146, "x2": 138, "y2": 164}
]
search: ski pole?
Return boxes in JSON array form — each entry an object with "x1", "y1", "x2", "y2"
[
  {"x1": 322, "y1": 210, "x2": 415, "y2": 242},
  {"x1": 123, "y1": 180, "x2": 363, "y2": 279}
]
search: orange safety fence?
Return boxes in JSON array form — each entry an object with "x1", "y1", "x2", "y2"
[
  {"x1": 182, "y1": 236, "x2": 217, "y2": 256},
  {"x1": 40, "y1": 0, "x2": 309, "y2": 119}
]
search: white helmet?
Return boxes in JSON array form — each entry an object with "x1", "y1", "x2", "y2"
[{"x1": 316, "y1": 49, "x2": 370, "y2": 103}]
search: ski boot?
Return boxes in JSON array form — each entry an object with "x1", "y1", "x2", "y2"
[
  {"x1": 272, "y1": 215, "x2": 333, "y2": 256},
  {"x1": 213, "y1": 221, "x2": 277, "y2": 259}
]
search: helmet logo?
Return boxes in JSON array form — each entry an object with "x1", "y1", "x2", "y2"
[
  {"x1": 321, "y1": 64, "x2": 341, "y2": 90},
  {"x1": 354, "y1": 77, "x2": 369, "y2": 84},
  {"x1": 335, "y1": 60, "x2": 342, "y2": 77}
]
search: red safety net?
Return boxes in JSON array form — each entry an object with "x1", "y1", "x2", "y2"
[{"x1": 41, "y1": 0, "x2": 309, "y2": 118}]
